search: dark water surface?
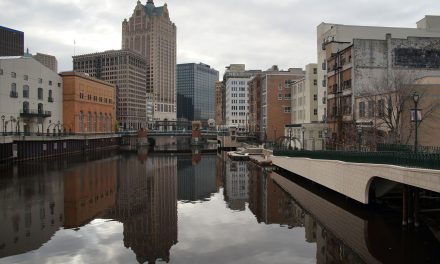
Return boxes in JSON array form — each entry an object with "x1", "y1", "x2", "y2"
[{"x1": 0, "y1": 152, "x2": 439, "y2": 264}]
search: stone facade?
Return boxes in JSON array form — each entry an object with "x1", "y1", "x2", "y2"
[{"x1": 122, "y1": 0, "x2": 177, "y2": 123}]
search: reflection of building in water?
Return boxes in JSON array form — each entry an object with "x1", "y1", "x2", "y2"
[
  {"x1": 107, "y1": 155, "x2": 178, "y2": 264},
  {"x1": 64, "y1": 159, "x2": 117, "y2": 228},
  {"x1": 177, "y1": 155, "x2": 217, "y2": 202},
  {"x1": 224, "y1": 161, "x2": 249, "y2": 211},
  {"x1": 248, "y1": 163, "x2": 265, "y2": 223},
  {"x1": 0, "y1": 164, "x2": 64, "y2": 258},
  {"x1": 215, "y1": 156, "x2": 224, "y2": 190}
]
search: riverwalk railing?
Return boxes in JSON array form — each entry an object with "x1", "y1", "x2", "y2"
[{"x1": 273, "y1": 149, "x2": 440, "y2": 170}]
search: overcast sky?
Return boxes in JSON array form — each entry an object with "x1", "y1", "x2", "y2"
[{"x1": 1, "y1": 0, "x2": 439, "y2": 76}]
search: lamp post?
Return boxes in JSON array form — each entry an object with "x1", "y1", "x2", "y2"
[
  {"x1": 288, "y1": 128, "x2": 292, "y2": 150},
  {"x1": 10, "y1": 116, "x2": 15, "y2": 134},
  {"x1": 412, "y1": 91, "x2": 420, "y2": 153},
  {"x1": 16, "y1": 117, "x2": 20, "y2": 135},
  {"x1": 323, "y1": 128, "x2": 328, "y2": 151},
  {"x1": 357, "y1": 126, "x2": 362, "y2": 151},
  {"x1": 301, "y1": 126, "x2": 306, "y2": 150},
  {"x1": 1, "y1": 115, "x2": 5, "y2": 135}
]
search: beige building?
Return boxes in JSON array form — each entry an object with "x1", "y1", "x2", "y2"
[
  {"x1": 33, "y1": 53, "x2": 58, "y2": 72},
  {"x1": 122, "y1": 0, "x2": 177, "y2": 123},
  {"x1": 73, "y1": 50, "x2": 147, "y2": 131},
  {"x1": 317, "y1": 15, "x2": 440, "y2": 123}
]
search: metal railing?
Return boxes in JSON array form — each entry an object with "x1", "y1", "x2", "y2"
[{"x1": 273, "y1": 149, "x2": 440, "y2": 170}]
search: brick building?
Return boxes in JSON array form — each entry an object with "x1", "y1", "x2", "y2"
[{"x1": 61, "y1": 72, "x2": 115, "y2": 133}]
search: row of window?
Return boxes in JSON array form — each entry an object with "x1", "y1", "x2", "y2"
[
  {"x1": 78, "y1": 111, "x2": 113, "y2": 132},
  {"x1": 358, "y1": 99, "x2": 388, "y2": 118},
  {"x1": 0, "y1": 69, "x2": 61, "y2": 87},
  {"x1": 79, "y1": 92, "x2": 113, "y2": 104},
  {"x1": 10, "y1": 84, "x2": 53, "y2": 102}
]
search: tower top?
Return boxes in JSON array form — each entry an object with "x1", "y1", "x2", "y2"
[{"x1": 147, "y1": 0, "x2": 154, "y2": 4}]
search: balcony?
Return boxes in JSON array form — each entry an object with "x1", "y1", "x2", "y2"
[
  {"x1": 20, "y1": 109, "x2": 52, "y2": 118},
  {"x1": 10, "y1": 91, "x2": 18, "y2": 98},
  {"x1": 48, "y1": 97, "x2": 54, "y2": 103}
]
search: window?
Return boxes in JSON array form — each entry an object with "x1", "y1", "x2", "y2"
[
  {"x1": 23, "y1": 101, "x2": 29, "y2": 113},
  {"x1": 38, "y1": 103, "x2": 43, "y2": 114},
  {"x1": 278, "y1": 94, "x2": 283, "y2": 100},
  {"x1": 10, "y1": 83, "x2": 17, "y2": 98},
  {"x1": 57, "y1": 83, "x2": 61, "y2": 88},
  {"x1": 49, "y1": 80, "x2": 52, "y2": 86},
  {"x1": 314, "y1": 109, "x2": 318, "y2": 115},
  {"x1": 104, "y1": 114, "x2": 107, "y2": 131},
  {"x1": 313, "y1": 79, "x2": 317, "y2": 85},
  {"x1": 87, "y1": 112, "x2": 91, "y2": 131},
  {"x1": 368, "y1": 101, "x2": 375, "y2": 117},
  {"x1": 322, "y1": 79, "x2": 326, "y2": 87},
  {"x1": 48, "y1": 90, "x2": 53, "y2": 102},
  {"x1": 79, "y1": 111, "x2": 84, "y2": 132},
  {"x1": 359, "y1": 102, "x2": 365, "y2": 118},
  {"x1": 99, "y1": 113, "x2": 103, "y2": 131},
  {"x1": 313, "y1": 68, "x2": 317, "y2": 74},
  {"x1": 378, "y1": 99, "x2": 385, "y2": 117},
  {"x1": 38, "y1": 78, "x2": 43, "y2": 84},
  {"x1": 38, "y1": 88, "x2": 43, "y2": 100},
  {"x1": 94, "y1": 113, "x2": 97, "y2": 132},
  {"x1": 0, "y1": 69, "x2": 3, "y2": 75},
  {"x1": 284, "y1": 106, "x2": 291, "y2": 113},
  {"x1": 314, "y1": 94, "x2": 318, "y2": 101},
  {"x1": 11, "y1": 72, "x2": 16, "y2": 78},
  {"x1": 322, "y1": 62, "x2": 326, "y2": 70},
  {"x1": 23, "y1": 85, "x2": 29, "y2": 98},
  {"x1": 24, "y1": 75, "x2": 28, "y2": 81}
]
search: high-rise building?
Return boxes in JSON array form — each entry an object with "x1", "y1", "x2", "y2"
[
  {"x1": 73, "y1": 50, "x2": 147, "y2": 130},
  {"x1": 33, "y1": 53, "x2": 58, "y2": 72},
  {"x1": 225, "y1": 77, "x2": 252, "y2": 131},
  {"x1": 176, "y1": 63, "x2": 219, "y2": 122},
  {"x1": 122, "y1": 0, "x2": 177, "y2": 123},
  {"x1": 0, "y1": 26, "x2": 24, "y2": 56}
]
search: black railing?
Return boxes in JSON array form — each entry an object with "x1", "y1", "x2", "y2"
[
  {"x1": 48, "y1": 97, "x2": 54, "y2": 103},
  {"x1": 273, "y1": 149, "x2": 440, "y2": 170},
  {"x1": 20, "y1": 109, "x2": 52, "y2": 118},
  {"x1": 377, "y1": 143, "x2": 440, "y2": 154},
  {"x1": 10, "y1": 91, "x2": 18, "y2": 98}
]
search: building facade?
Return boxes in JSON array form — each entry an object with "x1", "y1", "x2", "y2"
[
  {"x1": 176, "y1": 63, "x2": 219, "y2": 122},
  {"x1": 0, "y1": 56, "x2": 62, "y2": 134},
  {"x1": 73, "y1": 50, "x2": 147, "y2": 130},
  {"x1": 260, "y1": 67, "x2": 304, "y2": 142},
  {"x1": 122, "y1": 0, "x2": 177, "y2": 122},
  {"x1": 0, "y1": 26, "x2": 24, "y2": 56},
  {"x1": 225, "y1": 77, "x2": 252, "y2": 131},
  {"x1": 248, "y1": 74, "x2": 262, "y2": 137},
  {"x1": 33, "y1": 53, "x2": 58, "y2": 72},
  {"x1": 61, "y1": 72, "x2": 115, "y2": 133},
  {"x1": 317, "y1": 15, "x2": 440, "y2": 124},
  {"x1": 215, "y1": 81, "x2": 223, "y2": 126}
]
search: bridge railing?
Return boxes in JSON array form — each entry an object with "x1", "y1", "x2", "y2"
[{"x1": 273, "y1": 149, "x2": 440, "y2": 170}]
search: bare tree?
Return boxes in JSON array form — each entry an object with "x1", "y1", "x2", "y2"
[{"x1": 358, "y1": 70, "x2": 440, "y2": 145}]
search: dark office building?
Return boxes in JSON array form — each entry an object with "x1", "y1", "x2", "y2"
[
  {"x1": 0, "y1": 26, "x2": 24, "y2": 56},
  {"x1": 177, "y1": 63, "x2": 219, "y2": 121}
]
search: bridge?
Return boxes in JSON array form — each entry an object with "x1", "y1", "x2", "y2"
[{"x1": 271, "y1": 147, "x2": 440, "y2": 226}]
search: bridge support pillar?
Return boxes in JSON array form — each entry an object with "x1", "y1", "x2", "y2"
[{"x1": 402, "y1": 185, "x2": 408, "y2": 226}]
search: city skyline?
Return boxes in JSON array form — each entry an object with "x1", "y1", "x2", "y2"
[{"x1": 1, "y1": 0, "x2": 439, "y2": 75}]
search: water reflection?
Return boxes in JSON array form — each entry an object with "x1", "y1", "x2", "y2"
[{"x1": 0, "y1": 153, "x2": 439, "y2": 263}]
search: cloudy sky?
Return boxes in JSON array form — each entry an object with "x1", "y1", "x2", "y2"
[{"x1": 1, "y1": 0, "x2": 439, "y2": 75}]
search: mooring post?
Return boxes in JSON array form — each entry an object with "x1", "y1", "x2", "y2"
[
  {"x1": 402, "y1": 185, "x2": 408, "y2": 226},
  {"x1": 408, "y1": 187, "x2": 414, "y2": 224},
  {"x1": 414, "y1": 188, "x2": 420, "y2": 227}
]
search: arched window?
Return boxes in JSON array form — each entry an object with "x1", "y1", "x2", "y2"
[
  {"x1": 87, "y1": 112, "x2": 91, "y2": 132},
  {"x1": 23, "y1": 85, "x2": 29, "y2": 98},
  {"x1": 93, "y1": 112, "x2": 97, "y2": 132},
  {"x1": 23, "y1": 101, "x2": 29, "y2": 114},
  {"x1": 38, "y1": 88, "x2": 43, "y2": 100},
  {"x1": 104, "y1": 114, "x2": 107, "y2": 131},
  {"x1": 109, "y1": 115, "x2": 112, "y2": 132},
  {"x1": 79, "y1": 111, "x2": 83, "y2": 132},
  {"x1": 99, "y1": 113, "x2": 103, "y2": 131}
]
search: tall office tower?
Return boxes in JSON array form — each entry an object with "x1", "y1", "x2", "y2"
[
  {"x1": 0, "y1": 26, "x2": 24, "y2": 56},
  {"x1": 177, "y1": 63, "x2": 219, "y2": 122},
  {"x1": 73, "y1": 50, "x2": 147, "y2": 130},
  {"x1": 33, "y1": 53, "x2": 58, "y2": 72},
  {"x1": 122, "y1": 0, "x2": 177, "y2": 124}
]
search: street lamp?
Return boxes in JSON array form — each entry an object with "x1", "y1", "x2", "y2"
[
  {"x1": 301, "y1": 126, "x2": 306, "y2": 150},
  {"x1": 412, "y1": 91, "x2": 420, "y2": 153},
  {"x1": 288, "y1": 128, "x2": 292, "y2": 150},
  {"x1": 10, "y1": 116, "x2": 15, "y2": 134},
  {"x1": 357, "y1": 126, "x2": 362, "y2": 151},
  {"x1": 1, "y1": 115, "x2": 5, "y2": 135},
  {"x1": 323, "y1": 128, "x2": 328, "y2": 151}
]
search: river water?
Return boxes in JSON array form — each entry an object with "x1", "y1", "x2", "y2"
[{"x1": 0, "y1": 152, "x2": 439, "y2": 264}]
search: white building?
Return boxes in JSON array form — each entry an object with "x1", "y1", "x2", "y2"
[
  {"x1": 225, "y1": 77, "x2": 251, "y2": 131},
  {"x1": 0, "y1": 56, "x2": 63, "y2": 134},
  {"x1": 317, "y1": 15, "x2": 440, "y2": 122}
]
